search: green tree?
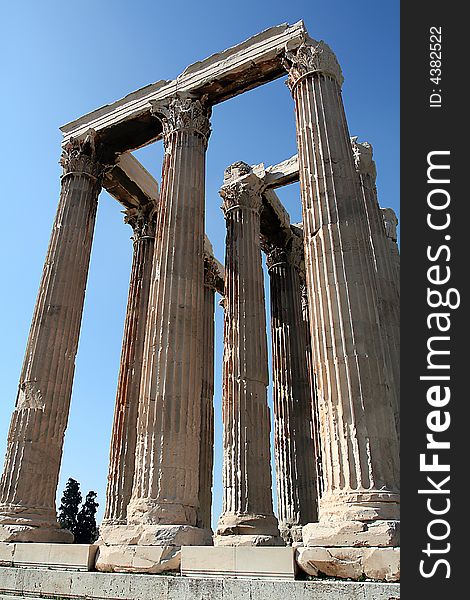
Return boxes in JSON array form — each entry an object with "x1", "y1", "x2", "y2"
[
  {"x1": 58, "y1": 478, "x2": 81, "y2": 535},
  {"x1": 74, "y1": 491, "x2": 99, "y2": 544},
  {"x1": 58, "y1": 479, "x2": 99, "y2": 543}
]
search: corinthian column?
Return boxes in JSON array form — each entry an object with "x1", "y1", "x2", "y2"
[
  {"x1": 352, "y1": 139, "x2": 400, "y2": 440},
  {"x1": 196, "y1": 257, "x2": 218, "y2": 532},
  {"x1": 100, "y1": 203, "x2": 156, "y2": 540},
  {"x1": 283, "y1": 39, "x2": 400, "y2": 553},
  {"x1": 124, "y1": 94, "x2": 212, "y2": 549},
  {"x1": 0, "y1": 131, "x2": 103, "y2": 542},
  {"x1": 215, "y1": 162, "x2": 281, "y2": 547},
  {"x1": 266, "y1": 237, "x2": 317, "y2": 545}
]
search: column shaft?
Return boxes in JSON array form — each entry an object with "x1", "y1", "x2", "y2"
[
  {"x1": 352, "y1": 140, "x2": 400, "y2": 440},
  {"x1": 284, "y1": 40, "x2": 400, "y2": 530},
  {"x1": 301, "y1": 283, "x2": 324, "y2": 500},
  {"x1": 102, "y1": 205, "x2": 156, "y2": 529},
  {"x1": 126, "y1": 95, "x2": 211, "y2": 542},
  {"x1": 216, "y1": 163, "x2": 281, "y2": 546},
  {"x1": 381, "y1": 208, "x2": 400, "y2": 302},
  {"x1": 0, "y1": 133, "x2": 102, "y2": 542},
  {"x1": 196, "y1": 259, "x2": 217, "y2": 531},
  {"x1": 267, "y1": 242, "x2": 317, "y2": 544}
]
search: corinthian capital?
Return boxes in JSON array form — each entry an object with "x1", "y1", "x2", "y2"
[
  {"x1": 124, "y1": 202, "x2": 157, "y2": 241},
  {"x1": 351, "y1": 137, "x2": 377, "y2": 182},
  {"x1": 265, "y1": 244, "x2": 288, "y2": 271},
  {"x1": 150, "y1": 94, "x2": 212, "y2": 145},
  {"x1": 60, "y1": 129, "x2": 103, "y2": 180},
  {"x1": 220, "y1": 162, "x2": 264, "y2": 216},
  {"x1": 283, "y1": 37, "x2": 344, "y2": 91},
  {"x1": 264, "y1": 230, "x2": 304, "y2": 274}
]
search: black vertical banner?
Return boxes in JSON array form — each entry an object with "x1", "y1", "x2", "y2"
[{"x1": 401, "y1": 4, "x2": 466, "y2": 598}]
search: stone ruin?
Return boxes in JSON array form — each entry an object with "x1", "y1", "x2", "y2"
[{"x1": 0, "y1": 21, "x2": 400, "y2": 584}]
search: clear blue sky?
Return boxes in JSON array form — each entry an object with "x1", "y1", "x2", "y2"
[{"x1": 0, "y1": 1, "x2": 399, "y2": 528}]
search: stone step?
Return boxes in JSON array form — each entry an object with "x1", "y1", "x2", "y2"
[
  {"x1": 0, "y1": 543, "x2": 97, "y2": 572},
  {"x1": 0, "y1": 566, "x2": 400, "y2": 600}
]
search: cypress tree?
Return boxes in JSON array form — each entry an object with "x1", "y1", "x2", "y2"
[
  {"x1": 58, "y1": 478, "x2": 82, "y2": 536},
  {"x1": 75, "y1": 491, "x2": 99, "y2": 543}
]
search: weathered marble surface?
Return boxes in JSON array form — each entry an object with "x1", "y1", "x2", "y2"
[
  {"x1": 0, "y1": 132, "x2": 103, "y2": 543},
  {"x1": 266, "y1": 236, "x2": 317, "y2": 544},
  {"x1": 0, "y1": 567, "x2": 401, "y2": 600},
  {"x1": 60, "y1": 22, "x2": 307, "y2": 153},
  {"x1": 215, "y1": 163, "x2": 281, "y2": 547},
  {"x1": 284, "y1": 37, "x2": 400, "y2": 535}
]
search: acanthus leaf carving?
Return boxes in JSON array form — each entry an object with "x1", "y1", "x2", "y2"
[
  {"x1": 283, "y1": 37, "x2": 344, "y2": 91},
  {"x1": 265, "y1": 244, "x2": 288, "y2": 271},
  {"x1": 220, "y1": 163, "x2": 264, "y2": 216},
  {"x1": 124, "y1": 202, "x2": 157, "y2": 241},
  {"x1": 60, "y1": 128, "x2": 104, "y2": 181},
  {"x1": 150, "y1": 94, "x2": 212, "y2": 146}
]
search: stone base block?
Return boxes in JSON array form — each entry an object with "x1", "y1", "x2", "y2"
[
  {"x1": 318, "y1": 493, "x2": 400, "y2": 522},
  {"x1": 95, "y1": 525, "x2": 213, "y2": 574},
  {"x1": 213, "y1": 534, "x2": 285, "y2": 547},
  {"x1": 0, "y1": 542, "x2": 97, "y2": 571},
  {"x1": 0, "y1": 566, "x2": 400, "y2": 599},
  {"x1": 0, "y1": 508, "x2": 73, "y2": 544},
  {"x1": 95, "y1": 544, "x2": 180, "y2": 574},
  {"x1": 296, "y1": 546, "x2": 400, "y2": 582},
  {"x1": 181, "y1": 546, "x2": 296, "y2": 580},
  {"x1": 302, "y1": 520, "x2": 399, "y2": 547},
  {"x1": 98, "y1": 523, "x2": 212, "y2": 547},
  {"x1": 0, "y1": 523, "x2": 73, "y2": 543},
  {"x1": 215, "y1": 513, "x2": 283, "y2": 546}
]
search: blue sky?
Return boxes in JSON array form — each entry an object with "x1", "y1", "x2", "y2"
[{"x1": 0, "y1": 1, "x2": 399, "y2": 528}]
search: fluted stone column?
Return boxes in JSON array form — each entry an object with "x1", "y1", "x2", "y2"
[
  {"x1": 266, "y1": 237, "x2": 317, "y2": 544},
  {"x1": 124, "y1": 94, "x2": 212, "y2": 548},
  {"x1": 352, "y1": 139, "x2": 400, "y2": 440},
  {"x1": 215, "y1": 162, "x2": 281, "y2": 547},
  {"x1": 381, "y1": 208, "x2": 400, "y2": 295},
  {"x1": 283, "y1": 39, "x2": 400, "y2": 551},
  {"x1": 100, "y1": 204, "x2": 156, "y2": 540},
  {"x1": 0, "y1": 132, "x2": 103, "y2": 542},
  {"x1": 300, "y1": 280, "x2": 324, "y2": 499},
  {"x1": 196, "y1": 257, "x2": 218, "y2": 532}
]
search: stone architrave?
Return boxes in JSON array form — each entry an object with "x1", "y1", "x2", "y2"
[
  {"x1": 265, "y1": 237, "x2": 317, "y2": 544},
  {"x1": 215, "y1": 162, "x2": 281, "y2": 547},
  {"x1": 0, "y1": 131, "x2": 103, "y2": 542},
  {"x1": 196, "y1": 257, "x2": 218, "y2": 532},
  {"x1": 100, "y1": 203, "x2": 157, "y2": 537},
  {"x1": 283, "y1": 38, "x2": 400, "y2": 548},
  {"x1": 123, "y1": 94, "x2": 212, "y2": 548},
  {"x1": 352, "y1": 139, "x2": 400, "y2": 440}
]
